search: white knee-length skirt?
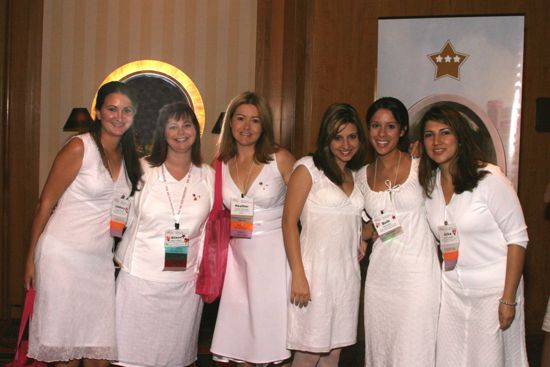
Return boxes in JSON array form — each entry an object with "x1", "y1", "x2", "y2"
[{"x1": 115, "y1": 271, "x2": 203, "y2": 367}]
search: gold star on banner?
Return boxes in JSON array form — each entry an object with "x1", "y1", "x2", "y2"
[{"x1": 428, "y1": 40, "x2": 469, "y2": 80}]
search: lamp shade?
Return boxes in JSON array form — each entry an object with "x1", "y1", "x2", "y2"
[
  {"x1": 63, "y1": 108, "x2": 93, "y2": 132},
  {"x1": 211, "y1": 112, "x2": 225, "y2": 134}
]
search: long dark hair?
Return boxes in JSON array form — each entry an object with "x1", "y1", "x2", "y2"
[
  {"x1": 365, "y1": 97, "x2": 410, "y2": 152},
  {"x1": 312, "y1": 103, "x2": 367, "y2": 185},
  {"x1": 217, "y1": 91, "x2": 277, "y2": 163},
  {"x1": 418, "y1": 104, "x2": 488, "y2": 197},
  {"x1": 91, "y1": 81, "x2": 142, "y2": 195},
  {"x1": 146, "y1": 102, "x2": 202, "y2": 167}
]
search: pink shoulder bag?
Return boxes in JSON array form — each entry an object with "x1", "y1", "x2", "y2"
[{"x1": 195, "y1": 159, "x2": 231, "y2": 303}]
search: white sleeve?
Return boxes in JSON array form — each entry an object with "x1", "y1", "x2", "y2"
[
  {"x1": 293, "y1": 156, "x2": 320, "y2": 183},
  {"x1": 483, "y1": 167, "x2": 528, "y2": 247}
]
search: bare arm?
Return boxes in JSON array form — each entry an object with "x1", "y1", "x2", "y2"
[
  {"x1": 499, "y1": 244, "x2": 526, "y2": 330},
  {"x1": 359, "y1": 221, "x2": 376, "y2": 261},
  {"x1": 282, "y1": 165, "x2": 312, "y2": 307},
  {"x1": 275, "y1": 148, "x2": 296, "y2": 185},
  {"x1": 24, "y1": 138, "x2": 84, "y2": 289}
]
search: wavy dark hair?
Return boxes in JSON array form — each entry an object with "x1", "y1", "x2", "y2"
[
  {"x1": 217, "y1": 91, "x2": 277, "y2": 163},
  {"x1": 146, "y1": 102, "x2": 202, "y2": 167},
  {"x1": 91, "y1": 81, "x2": 142, "y2": 195},
  {"x1": 312, "y1": 103, "x2": 367, "y2": 185},
  {"x1": 365, "y1": 96, "x2": 410, "y2": 152},
  {"x1": 418, "y1": 104, "x2": 488, "y2": 198}
]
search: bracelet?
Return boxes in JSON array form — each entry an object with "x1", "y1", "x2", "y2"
[{"x1": 499, "y1": 298, "x2": 517, "y2": 307}]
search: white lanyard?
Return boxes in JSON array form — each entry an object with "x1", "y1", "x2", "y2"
[
  {"x1": 373, "y1": 152, "x2": 402, "y2": 210},
  {"x1": 161, "y1": 164, "x2": 192, "y2": 229}
]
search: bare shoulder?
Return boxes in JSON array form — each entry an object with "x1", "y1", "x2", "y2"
[
  {"x1": 40, "y1": 137, "x2": 85, "y2": 203},
  {"x1": 275, "y1": 148, "x2": 296, "y2": 184},
  {"x1": 289, "y1": 164, "x2": 312, "y2": 185},
  {"x1": 55, "y1": 136, "x2": 85, "y2": 163},
  {"x1": 276, "y1": 147, "x2": 295, "y2": 164},
  {"x1": 210, "y1": 156, "x2": 223, "y2": 168}
]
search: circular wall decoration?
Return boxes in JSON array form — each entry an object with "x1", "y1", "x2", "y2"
[
  {"x1": 91, "y1": 60, "x2": 205, "y2": 156},
  {"x1": 409, "y1": 94, "x2": 505, "y2": 173}
]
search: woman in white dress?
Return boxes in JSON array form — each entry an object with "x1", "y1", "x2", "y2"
[
  {"x1": 418, "y1": 105, "x2": 529, "y2": 367},
  {"x1": 210, "y1": 91, "x2": 295, "y2": 366},
  {"x1": 114, "y1": 102, "x2": 213, "y2": 367},
  {"x1": 283, "y1": 103, "x2": 367, "y2": 367},
  {"x1": 25, "y1": 81, "x2": 142, "y2": 366},
  {"x1": 358, "y1": 97, "x2": 440, "y2": 367}
]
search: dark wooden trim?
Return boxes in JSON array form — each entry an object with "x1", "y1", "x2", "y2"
[
  {"x1": 1, "y1": 0, "x2": 43, "y2": 318},
  {"x1": 255, "y1": 0, "x2": 310, "y2": 156},
  {"x1": 256, "y1": 0, "x2": 285, "y2": 144},
  {"x1": 0, "y1": 0, "x2": 9, "y2": 319}
]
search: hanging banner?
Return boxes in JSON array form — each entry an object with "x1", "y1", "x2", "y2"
[{"x1": 377, "y1": 15, "x2": 524, "y2": 189}]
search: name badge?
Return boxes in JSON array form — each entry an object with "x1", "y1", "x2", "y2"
[
  {"x1": 373, "y1": 211, "x2": 403, "y2": 242},
  {"x1": 164, "y1": 228, "x2": 190, "y2": 271},
  {"x1": 438, "y1": 223, "x2": 459, "y2": 271},
  {"x1": 230, "y1": 197, "x2": 254, "y2": 238},
  {"x1": 110, "y1": 196, "x2": 130, "y2": 238}
]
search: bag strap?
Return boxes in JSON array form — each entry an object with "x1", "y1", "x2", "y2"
[
  {"x1": 213, "y1": 159, "x2": 224, "y2": 210},
  {"x1": 14, "y1": 288, "x2": 35, "y2": 360}
]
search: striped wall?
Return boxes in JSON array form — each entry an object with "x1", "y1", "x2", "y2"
[{"x1": 40, "y1": 0, "x2": 257, "y2": 188}]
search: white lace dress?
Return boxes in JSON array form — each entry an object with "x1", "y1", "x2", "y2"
[
  {"x1": 357, "y1": 158, "x2": 440, "y2": 367},
  {"x1": 29, "y1": 133, "x2": 129, "y2": 362},
  {"x1": 287, "y1": 156, "x2": 363, "y2": 353}
]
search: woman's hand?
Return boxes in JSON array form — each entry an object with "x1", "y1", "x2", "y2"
[
  {"x1": 358, "y1": 240, "x2": 367, "y2": 261},
  {"x1": 24, "y1": 256, "x2": 35, "y2": 290},
  {"x1": 290, "y1": 273, "x2": 311, "y2": 308},
  {"x1": 498, "y1": 302, "x2": 516, "y2": 330},
  {"x1": 362, "y1": 221, "x2": 378, "y2": 242},
  {"x1": 409, "y1": 140, "x2": 422, "y2": 158}
]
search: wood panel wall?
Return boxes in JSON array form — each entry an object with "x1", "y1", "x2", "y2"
[
  {"x1": 256, "y1": 0, "x2": 550, "y2": 335},
  {"x1": 0, "y1": 0, "x2": 8, "y2": 319},
  {"x1": 0, "y1": 0, "x2": 43, "y2": 318}
]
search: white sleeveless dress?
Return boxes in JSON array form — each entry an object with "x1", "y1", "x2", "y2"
[
  {"x1": 211, "y1": 154, "x2": 291, "y2": 364},
  {"x1": 29, "y1": 133, "x2": 129, "y2": 362},
  {"x1": 287, "y1": 156, "x2": 363, "y2": 353},
  {"x1": 357, "y1": 158, "x2": 440, "y2": 367}
]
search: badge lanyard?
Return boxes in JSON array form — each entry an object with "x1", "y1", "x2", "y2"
[
  {"x1": 437, "y1": 206, "x2": 459, "y2": 271},
  {"x1": 372, "y1": 154, "x2": 403, "y2": 242},
  {"x1": 110, "y1": 194, "x2": 130, "y2": 238},
  {"x1": 162, "y1": 164, "x2": 192, "y2": 271},
  {"x1": 110, "y1": 167, "x2": 131, "y2": 238},
  {"x1": 230, "y1": 158, "x2": 254, "y2": 238}
]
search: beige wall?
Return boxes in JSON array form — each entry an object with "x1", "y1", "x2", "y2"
[{"x1": 40, "y1": 0, "x2": 257, "y2": 188}]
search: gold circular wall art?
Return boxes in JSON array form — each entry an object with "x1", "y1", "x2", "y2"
[{"x1": 91, "y1": 59, "x2": 205, "y2": 135}]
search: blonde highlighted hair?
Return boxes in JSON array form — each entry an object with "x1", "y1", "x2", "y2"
[{"x1": 217, "y1": 91, "x2": 277, "y2": 163}]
